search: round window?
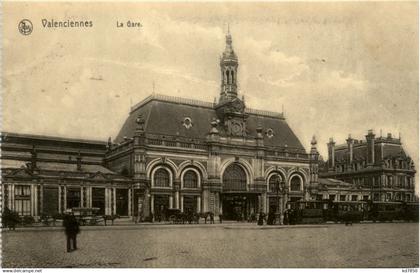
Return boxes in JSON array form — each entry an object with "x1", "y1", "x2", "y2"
[
  {"x1": 266, "y1": 128, "x2": 274, "y2": 138},
  {"x1": 183, "y1": 117, "x2": 193, "y2": 129}
]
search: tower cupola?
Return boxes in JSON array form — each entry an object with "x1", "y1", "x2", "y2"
[{"x1": 219, "y1": 28, "x2": 239, "y2": 103}]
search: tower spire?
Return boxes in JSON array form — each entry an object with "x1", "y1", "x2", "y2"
[{"x1": 219, "y1": 27, "x2": 239, "y2": 103}]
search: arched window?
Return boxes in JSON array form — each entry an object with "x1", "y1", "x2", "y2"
[
  {"x1": 290, "y1": 176, "x2": 301, "y2": 191},
  {"x1": 183, "y1": 170, "x2": 198, "y2": 188},
  {"x1": 230, "y1": 70, "x2": 234, "y2": 84},
  {"x1": 268, "y1": 174, "x2": 283, "y2": 192},
  {"x1": 223, "y1": 164, "x2": 247, "y2": 191},
  {"x1": 226, "y1": 70, "x2": 230, "y2": 84},
  {"x1": 154, "y1": 168, "x2": 170, "y2": 187}
]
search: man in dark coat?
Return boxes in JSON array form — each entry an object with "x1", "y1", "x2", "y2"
[
  {"x1": 63, "y1": 213, "x2": 80, "y2": 252},
  {"x1": 257, "y1": 211, "x2": 265, "y2": 226}
]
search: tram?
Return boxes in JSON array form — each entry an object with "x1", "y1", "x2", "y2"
[{"x1": 286, "y1": 200, "x2": 418, "y2": 224}]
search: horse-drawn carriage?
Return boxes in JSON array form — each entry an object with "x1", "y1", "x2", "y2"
[{"x1": 156, "y1": 209, "x2": 215, "y2": 224}]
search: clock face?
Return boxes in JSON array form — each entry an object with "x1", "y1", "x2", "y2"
[{"x1": 232, "y1": 122, "x2": 242, "y2": 135}]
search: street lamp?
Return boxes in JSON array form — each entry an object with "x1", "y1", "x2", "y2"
[{"x1": 275, "y1": 178, "x2": 287, "y2": 225}]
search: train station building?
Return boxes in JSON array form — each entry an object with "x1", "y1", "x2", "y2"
[{"x1": 1, "y1": 32, "x2": 416, "y2": 221}]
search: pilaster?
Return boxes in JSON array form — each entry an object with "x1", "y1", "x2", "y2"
[{"x1": 128, "y1": 188, "x2": 132, "y2": 217}]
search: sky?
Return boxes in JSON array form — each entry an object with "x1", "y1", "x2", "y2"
[{"x1": 3, "y1": 2, "x2": 419, "y2": 176}]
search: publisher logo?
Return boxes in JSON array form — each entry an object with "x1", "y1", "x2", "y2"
[{"x1": 18, "y1": 19, "x2": 33, "y2": 35}]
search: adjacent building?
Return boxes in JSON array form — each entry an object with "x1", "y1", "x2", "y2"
[
  {"x1": 318, "y1": 130, "x2": 417, "y2": 203},
  {"x1": 1, "y1": 133, "x2": 130, "y2": 218}
]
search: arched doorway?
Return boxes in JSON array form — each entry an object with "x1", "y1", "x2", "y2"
[
  {"x1": 221, "y1": 163, "x2": 257, "y2": 221},
  {"x1": 223, "y1": 163, "x2": 247, "y2": 191},
  {"x1": 267, "y1": 173, "x2": 285, "y2": 214}
]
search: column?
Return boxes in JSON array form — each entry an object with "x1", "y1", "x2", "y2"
[
  {"x1": 1, "y1": 184, "x2": 4, "y2": 210},
  {"x1": 108, "y1": 188, "x2": 112, "y2": 215},
  {"x1": 63, "y1": 185, "x2": 67, "y2": 211},
  {"x1": 85, "y1": 186, "x2": 90, "y2": 208},
  {"x1": 262, "y1": 192, "x2": 267, "y2": 214},
  {"x1": 113, "y1": 188, "x2": 116, "y2": 215},
  {"x1": 197, "y1": 196, "x2": 201, "y2": 213},
  {"x1": 34, "y1": 185, "x2": 38, "y2": 217},
  {"x1": 30, "y1": 185, "x2": 34, "y2": 216},
  {"x1": 175, "y1": 191, "x2": 179, "y2": 209},
  {"x1": 128, "y1": 188, "x2": 132, "y2": 217},
  {"x1": 58, "y1": 186, "x2": 62, "y2": 213},
  {"x1": 169, "y1": 195, "x2": 174, "y2": 209},
  {"x1": 180, "y1": 195, "x2": 184, "y2": 212},
  {"x1": 5, "y1": 184, "x2": 9, "y2": 209},
  {"x1": 215, "y1": 192, "x2": 220, "y2": 214},
  {"x1": 89, "y1": 187, "x2": 92, "y2": 208},
  {"x1": 202, "y1": 190, "x2": 209, "y2": 212},
  {"x1": 40, "y1": 185, "x2": 43, "y2": 215},
  {"x1": 150, "y1": 194, "x2": 154, "y2": 214},
  {"x1": 80, "y1": 187, "x2": 84, "y2": 208},
  {"x1": 105, "y1": 188, "x2": 109, "y2": 215},
  {"x1": 11, "y1": 184, "x2": 15, "y2": 211}
]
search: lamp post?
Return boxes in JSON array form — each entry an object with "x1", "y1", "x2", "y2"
[{"x1": 275, "y1": 178, "x2": 287, "y2": 225}]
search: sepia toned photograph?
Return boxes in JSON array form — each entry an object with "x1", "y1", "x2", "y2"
[{"x1": 1, "y1": 1, "x2": 419, "y2": 269}]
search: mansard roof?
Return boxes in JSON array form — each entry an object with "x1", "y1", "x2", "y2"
[
  {"x1": 334, "y1": 138, "x2": 409, "y2": 163},
  {"x1": 1, "y1": 133, "x2": 129, "y2": 181},
  {"x1": 1, "y1": 159, "x2": 128, "y2": 181},
  {"x1": 1, "y1": 132, "x2": 106, "y2": 149},
  {"x1": 115, "y1": 94, "x2": 305, "y2": 151}
]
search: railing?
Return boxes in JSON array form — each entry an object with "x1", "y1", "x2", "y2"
[{"x1": 146, "y1": 135, "x2": 207, "y2": 151}]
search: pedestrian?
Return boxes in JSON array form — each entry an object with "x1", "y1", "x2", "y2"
[
  {"x1": 283, "y1": 209, "x2": 289, "y2": 225},
  {"x1": 267, "y1": 210, "x2": 275, "y2": 225},
  {"x1": 63, "y1": 213, "x2": 80, "y2": 252},
  {"x1": 209, "y1": 212, "x2": 215, "y2": 224},
  {"x1": 219, "y1": 213, "x2": 223, "y2": 224},
  {"x1": 257, "y1": 211, "x2": 265, "y2": 226}
]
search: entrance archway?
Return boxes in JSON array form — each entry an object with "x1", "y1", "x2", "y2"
[
  {"x1": 223, "y1": 163, "x2": 247, "y2": 191},
  {"x1": 221, "y1": 163, "x2": 257, "y2": 221}
]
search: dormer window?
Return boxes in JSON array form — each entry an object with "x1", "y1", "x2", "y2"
[
  {"x1": 266, "y1": 128, "x2": 274, "y2": 138},
  {"x1": 182, "y1": 117, "x2": 193, "y2": 129}
]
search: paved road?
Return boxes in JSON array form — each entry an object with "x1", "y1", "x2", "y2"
[{"x1": 2, "y1": 223, "x2": 418, "y2": 268}]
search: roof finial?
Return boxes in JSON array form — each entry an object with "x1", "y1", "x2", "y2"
[{"x1": 311, "y1": 135, "x2": 317, "y2": 146}]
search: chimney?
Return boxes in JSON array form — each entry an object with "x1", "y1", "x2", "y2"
[
  {"x1": 365, "y1": 129, "x2": 375, "y2": 165},
  {"x1": 327, "y1": 137, "x2": 335, "y2": 170},
  {"x1": 346, "y1": 134, "x2": 354, "y2": 164},
  {"x1": 107, "y1": 137, "x2": 112, "y2": 151},
  {"x1": 76, "y1": 151, "x2": 82, "y2": 171},
  {"x1": 134, "y1": 114, "x2": 146, "y2": 146},
  {"x1": 30, "y1": 145, "x2": 38, "y2": 172}
]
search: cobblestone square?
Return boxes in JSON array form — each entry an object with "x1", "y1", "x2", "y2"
[{"x1": 2, "y1": 223, "x2": 418, "y2": 268}]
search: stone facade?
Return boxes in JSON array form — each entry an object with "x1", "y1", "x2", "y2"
[
  {"x1": 104, "y1": 32, "x2": 313, "y2": 220},
  {"x1": 318, "y1": 130, "x2": 417, "y2": 203}
]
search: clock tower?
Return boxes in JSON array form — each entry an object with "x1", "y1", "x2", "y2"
[{"x1": 215, "y1": 29, "x2": 248, "y2": 137}]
